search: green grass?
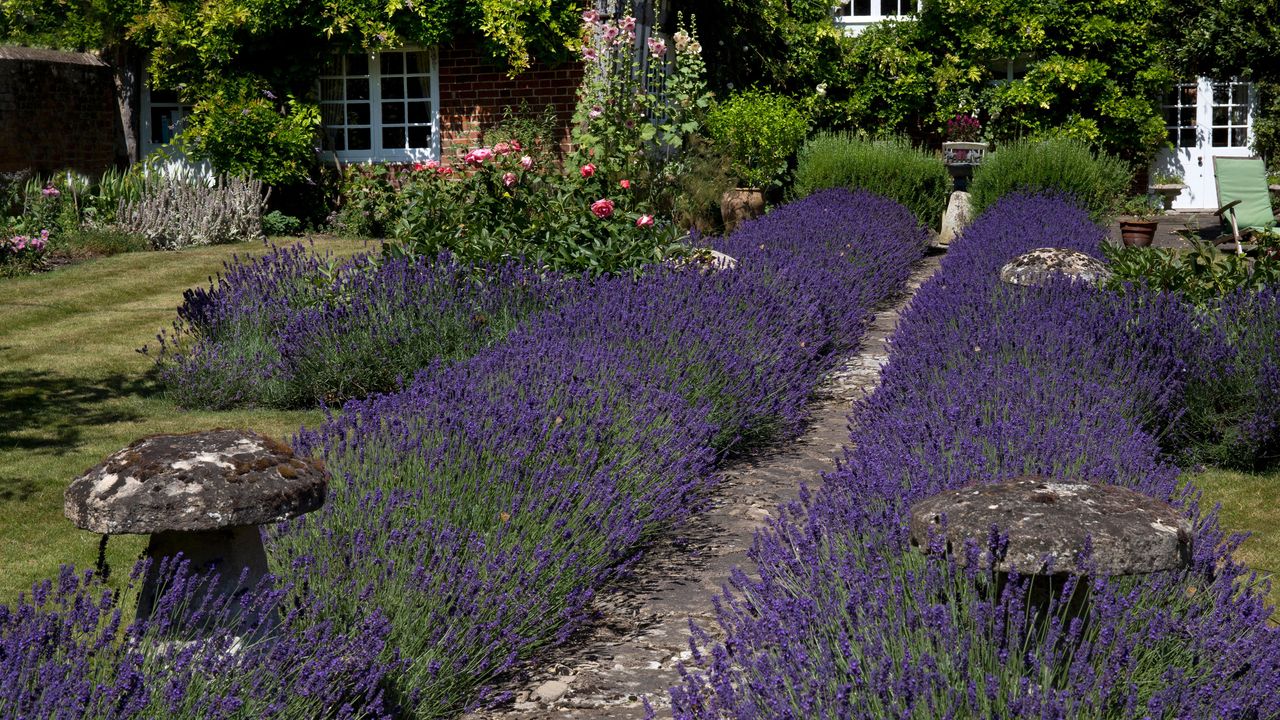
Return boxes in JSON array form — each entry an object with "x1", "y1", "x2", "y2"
[
  {"x1": 0, "y1": 235, "x2": 373, "y2": 603},
  {"x1": 1186, "y1": 466, "x2": 1280, "y2": 622}
]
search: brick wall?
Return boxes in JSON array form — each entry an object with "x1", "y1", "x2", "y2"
[
  {"x1": 0, "y1": 47, "x2": 116, "y2": 176},
  {"x1": 437, "y1": 40, "x2": 582, "y2": 159}
]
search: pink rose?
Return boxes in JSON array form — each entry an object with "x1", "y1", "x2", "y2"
[
  {"x1": 590, "y1": 198, "x2": 615, "y2": 219},
  {"x1": 580, "y1": 163, "x2": 596, "y2": 178},
  {"x1": 636, "y1": 214, "x2": 654, "y2": 228},
  {"x1": 511, "y1": 140, "x2": 522, "y2": 151},
  {"x1": 493, "y1": 141, "x2": 512, "y2": 155},
  {"x1": 464, "y1": 147, "x2": 494, "y2": 165},
  {"x1": 502, "y1": 172, "x2": 518, "y2": 188},
  {"x1": 520, "y1": 155, "x2": 534, "y2": 170},
  {"x1": 413, "y1": 162, "x2": 426, "y2": 171},
  {"x1": 619, "y1": 179, "x2": 631, "y2": 189}
]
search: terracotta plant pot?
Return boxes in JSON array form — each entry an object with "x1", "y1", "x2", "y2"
[
  {"x1": 720, "y1": 187, "x2": 766, "y2": 235},
  {"x1": 1119, "y1": 219, "x2": 1158, "y2": 247}
]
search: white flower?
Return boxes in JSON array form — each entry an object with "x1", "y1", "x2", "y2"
[{"x1": 816, "y1": 83, "x2": 827, "y2": 97}]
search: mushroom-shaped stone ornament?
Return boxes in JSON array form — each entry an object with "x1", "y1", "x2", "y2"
[
  {"x1": 998, "y1": 247, "x2": 1113, "y2": 287},
  {"x1": 909, "y1": 476, "x2": 1192, "y2": 627},
  {"x1": 65, "y1": 429, "x2": 327, "y2": 619}
]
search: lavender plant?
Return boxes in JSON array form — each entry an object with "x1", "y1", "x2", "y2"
[
  {"x1": 0, "y1": 559, "x2": 397, "y2": 718},
  {"x1": 671, "y1": 192, "x2": 1280, "y2": 718},
  {"x1": 266, "y1": 189, "x2": 926, "y2": 716},
  {"x1": 147, "y1": 246, "x2": 555, "y2": 409}
]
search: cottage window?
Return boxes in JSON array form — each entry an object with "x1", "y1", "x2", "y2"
[
  {"x1": 319, "y1": 49, "x2": 440, "y2": 162},
  {"x1": 835, "y1": 0, "x2": 918, "y2": 30},
  {"x1": 139, "y1": 78, "x2": 194, "y2": 158}
]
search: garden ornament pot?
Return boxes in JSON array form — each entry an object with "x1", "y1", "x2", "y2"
[
  {"x1": 720, "y1": 187, "x2": 765, "y2": 235},
  {"x1": 1149, "y1": 183, "x2": 1186, "y2": 211},
  {"x1": 1119, "y1": 219, "x2": 1158, "y2": 247}
]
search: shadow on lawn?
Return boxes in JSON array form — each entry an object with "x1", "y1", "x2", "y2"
[{"x1": 0, "y1": 368, "x2": 157, "y2": 455}]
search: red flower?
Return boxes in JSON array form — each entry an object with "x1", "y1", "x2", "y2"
[
  {"x1": 580, "y1": 163, "x2": 597, "y2": 178},
  {"x1": 619, "y1": 179, "x2": 631, "y2": 189},
  {"x1": 635, "y1": 214, "x2": 654, "y2": 228},
  {"x1": 590, "y1": 198, "x2": 615, "y2": 218}
]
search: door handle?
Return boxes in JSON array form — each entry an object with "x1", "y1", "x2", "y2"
[{"x1": 1198, "y1": 156, "x2": 1203, "y2": 166}]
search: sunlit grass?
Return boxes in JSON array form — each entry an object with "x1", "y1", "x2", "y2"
[
  {"x1": 1186, "y1": 465, "x2": 1280, "y2": 622},
  {"x1": 0, "y1": 236, "x2": 373, "y2": 603}
]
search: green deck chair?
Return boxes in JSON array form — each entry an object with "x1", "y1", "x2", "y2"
[{"x1": 1213, "y1": 156, "x2": 1278, "y2": 254}]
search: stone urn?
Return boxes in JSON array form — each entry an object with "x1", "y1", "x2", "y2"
[
  {"x1": 1149, "y1": 183, "x2": 1187, "y2": 211},
  {"x1": 720, "y1": 187, "x2": 765, "y2": 235}
]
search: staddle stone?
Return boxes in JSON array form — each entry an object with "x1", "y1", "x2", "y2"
[
  {"x1": 938, "y1": 190, "x2": 973, "y2": 247},
  {"x1": 65, "y1": 429, "x2": 327, "y2": 622},
  {"x1": 998, "y1": 248, "x2": 1112, "y2": 288},
  {"x1": 909, "y1": 476, "x2": 1191, "y2": 576},
  {"x1": 66, "y1": 429, "x2": 326, "y2": 534}
]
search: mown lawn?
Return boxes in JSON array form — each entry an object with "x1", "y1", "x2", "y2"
[
  {"x1": 1188, "y1": 466, "x2": 1280, "y2": 620},
  {"x1": 0, "y1": 236, "x2": 372, "y2": 603}
]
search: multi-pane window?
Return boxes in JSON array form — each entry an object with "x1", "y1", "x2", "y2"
[
  {"x1": 1162, "y1": 83, "x2": 1197, "y2": 149},
  {"x1": 1211, "y1": 81, "x2": 1250, "y2": 148},
  {"x1": 836, "y1": 0, "x2": 916, "y2": 23},
  {"x1": 320, "y1": 49, "x2": 438, "y2": 161}
]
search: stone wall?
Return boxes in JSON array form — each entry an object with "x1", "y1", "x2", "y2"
[
  {"x1": 436, "y1": 40, "x2": 581, "y2": 158},
  {"x1": 0, "y1": 47, "x2": 117, "y2": 176}
]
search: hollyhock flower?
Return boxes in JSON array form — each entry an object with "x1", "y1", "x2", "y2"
[
  {"x1": 604, "y1": 25, "x2": 619, "y2": 43},
  {"x1": 621, "y1": 15, "x2": 636, "y2": 32},
  {"x1": 464, "y1": 148, "x2": 494, "y2": 165},
  {"x1": 589, "y1": 106, "x2": 603, "y2": 119},
  {"x1": 520, "y1": 155, "x2": 534, "y2": 170},
  {"x1": 636, "y1": 214, "x2": 654, "y2": 228},
  {"x1": 42, "y1": 186, "x2": 59, "y2": 198},
  {"x1": 647, "y1": 37, "x2": 666, "y2": 57},
  {"x1": 583, "y1": 47, "x2": 599, "y2": 62},
  {"x1": 619, "y1": 179, "x2": 631, "y2": 189},
  {"x1": 590, "y1": 198, "x2": 615, "y2": 218},
  {"x1": 580, "y1": 163, "x2": 597, "y2": 178},
  {"x1": 582, "y1": 9, "x2": 599, "y2": 24},
  {"x1": 502, "y1": 172, "x2": 518, "y2": 188}
]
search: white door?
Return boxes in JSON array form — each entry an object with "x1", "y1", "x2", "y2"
[{"x1": 1152, "y1": 78, "x2": 1255, "y2": 210}]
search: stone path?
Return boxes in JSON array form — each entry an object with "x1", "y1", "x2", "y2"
[{"x1": 466, "y1": 255, "x2": 942, "y2": 720}]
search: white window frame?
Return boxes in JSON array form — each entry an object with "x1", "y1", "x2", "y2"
[
  {"x1": 139, "y1": 71, "x2": 194, "y2": 158},
  {"x1": 319, "y1": 47, "x2": 441, "y2": 164},
  {"x1": 835, "y1": 0, "x2": 920, "y2": 34}
]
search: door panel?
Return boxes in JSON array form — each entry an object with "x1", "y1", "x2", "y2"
[{"x1": 1153, "y1": 79, "x2": 1255, "y2": 210}]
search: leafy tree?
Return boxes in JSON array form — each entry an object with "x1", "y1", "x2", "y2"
[{"x1": 1156, "y1": 0, "x2": 1280, "y2": 85}]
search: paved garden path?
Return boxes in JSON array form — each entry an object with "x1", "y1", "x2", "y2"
[{"x1": 467, "y1": 255, "x2": 942, "y2": 720}]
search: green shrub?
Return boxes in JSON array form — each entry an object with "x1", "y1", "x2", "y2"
[
  {"x1": 261, "y1": 210, "x2": 302, "y2": 236},
  {"x1": 969, "y1": 139, "x2": 1130, "y2": 221},
  {"x1": 52, "y1": 227, "x2": 148, "y2": 257},
  {"x1": 705, "y1": 90, "x2": 809, "y2": 188},
  {"x1": 792, "y1": 133, "x2": 950, "y2": 229},
  {"x1": 1102, "y1": 236, "x2": 1280, "y2": 306},
  {"x1": 183, "y1": 77, "x2": 320, "y2": 187}
]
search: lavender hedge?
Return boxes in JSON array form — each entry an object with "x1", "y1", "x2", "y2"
[
  {"x1": 671, "y1": 193, "x2": 1280, "y2": 718},
  {"x1": 2, "y1": 189, "x2": 926, "y2": 718},
  {"x1": 147, "y1": 245, "x2": 556, "y2": 410}
]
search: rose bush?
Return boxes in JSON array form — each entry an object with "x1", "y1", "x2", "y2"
[{"x1": 388, "y1": 141, "x2": 688, "y2": 275}]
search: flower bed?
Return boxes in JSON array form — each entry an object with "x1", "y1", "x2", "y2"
[
  {"x1": 148, "y1": 246, "x2": 557, "y2": 409},
  {"x1": 671, "y1": 193, "x2": 1280, "y2": 718},
  {"x1": 2, "y1": 189, "x2": 926, "y2": 718}
]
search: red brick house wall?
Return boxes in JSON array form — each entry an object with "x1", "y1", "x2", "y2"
[
  {"x1": 436, "y1": 40, "x2": 582, "y2": 159},
  {"x1": 0, "y1": 47, "x2": 116, "y2": 176}
]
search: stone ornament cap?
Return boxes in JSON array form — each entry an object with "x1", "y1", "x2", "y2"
[
  {"x1": 65, "y1": 429, "x2": 327, "y2": 535},
  {"x1": 909, "y1": 476, "x2": 1192, "y2": 576},
  {"x1": 998, "y1": 247, "x2": 1113, "y2": 287}
]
